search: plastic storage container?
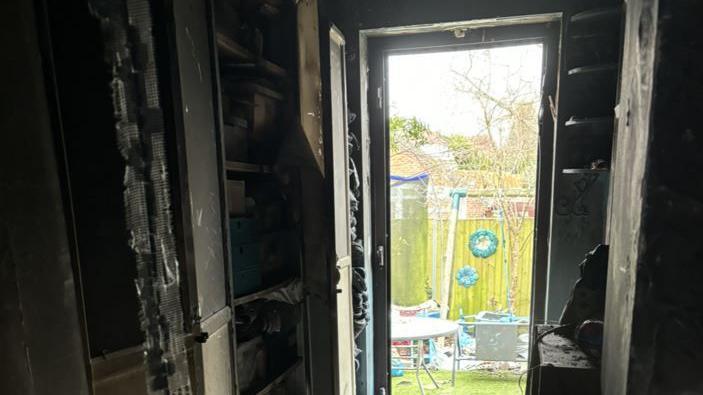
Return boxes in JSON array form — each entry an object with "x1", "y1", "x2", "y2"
[
  {"x1": 230, "y1": 218, "x2": 261, "y2": 296},
  {"x1": 233, "y1": 267, "x2": 261, "y2": 296},
  {"x1": 230, "y1": 217, "x2": 258, "y2": 246}
]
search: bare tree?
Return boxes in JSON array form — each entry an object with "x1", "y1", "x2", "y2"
[
  {"x1": 446, "y1": 47, "x2": 540, "y2": 313},
  {"x1": 389, "y1": 46, "x2": 541, "y2": 315}
]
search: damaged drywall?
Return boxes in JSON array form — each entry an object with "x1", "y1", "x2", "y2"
[
  {"x1": 91, "y1": 1, "x2": 191, "y2": 393},
  {"x1": 45, "y1": 0, "x2": 145, "y2": 358},
  {"x1": 630, "y1": 1, "x2": 703, "y2": 391}
]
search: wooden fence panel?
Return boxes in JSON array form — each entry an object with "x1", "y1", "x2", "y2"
[{"x1": 391, "y1": 218, "x2": 534, "y2": 320}]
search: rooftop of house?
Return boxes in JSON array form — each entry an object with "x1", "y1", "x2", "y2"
[{"x1": 391, "y1": 143, "x2": 535, "y2": 219}]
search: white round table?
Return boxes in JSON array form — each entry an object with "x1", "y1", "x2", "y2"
[
  {"x1": 391, "y1": 317, "x2": 459, "y2": 394},
  {"x1": 392, "y1": 316, "x2": 459, "y2": 341}
]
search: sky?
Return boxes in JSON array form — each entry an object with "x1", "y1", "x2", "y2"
[{"x1": 388, "y1": 44, "x2": 544, "y2": 137}]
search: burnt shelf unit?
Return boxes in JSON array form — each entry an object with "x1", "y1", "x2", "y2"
[
  {"x1": 562, "y1": 168, "x2": 610, "y2": 174},
  {"x1": 533, "y1": 2, "x2": 624, "y2": 386},
  {"x1": 216, "y1": 32, "x2": 288, "y2": 79},
  {"x1": 246, "y1": 358, "x2": 303, "y2": 395},
  {"x1": 570, "y1": 6, "x2": 621, "y2": 23},
  {"x1": 567, "y1": 63, "x2": 618, "y2": 76},
  {"x1": 232, "y1": 278, "x2": 300, "y2": 306},
  {"x1": 225, "y1": 160, "x2": 274, "y2": 175},
  {"x1": 561, "y1": 4, "x2": 622, "y2": 169},
  {"x1": 209, "y1": 0, "x2": 307, "y2": 393}
]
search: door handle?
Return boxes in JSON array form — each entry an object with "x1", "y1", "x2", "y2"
[{"x1": 376, "y1": 245, "x2": 385, "y2": 268}]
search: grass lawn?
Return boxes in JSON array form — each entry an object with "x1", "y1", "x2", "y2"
[{"x1": 391, "y1": 370, "x2": 523, "y2": 395}]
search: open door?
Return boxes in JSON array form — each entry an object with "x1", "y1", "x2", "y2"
[
  {"x1": 297, "y1": 1, "x2": 356, "y2": 393},
  {"x1": 328, "y1": 26, "x2": 357, "y2": 395},
  {"x1": 365, "y1": 20, "x2": 560, "y2": 394}
]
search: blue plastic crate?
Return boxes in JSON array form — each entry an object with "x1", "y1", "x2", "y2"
[
  {"x1": 231, "y1": 242, "x2": 260, "y2": 272},
  {"x1": 233, "y1": 267, "x2": 261, "y2": 297},
  {"x1": 230, "y1": 217, "x2": 258, "y2": 246}
]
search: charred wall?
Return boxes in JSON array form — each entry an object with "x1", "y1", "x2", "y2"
[
  {"x1": 604, "y1": 0, "x2": 703, "y2": 394},
  {"x1": 0, "y1": 0, "x2": 90, "y2": 393},
  {"x1": 44, "y1": 0, "x2": 143, "y2": 357}
]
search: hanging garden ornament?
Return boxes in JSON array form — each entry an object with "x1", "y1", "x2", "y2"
[
  {"x1": 456, "y1": 266, "x2": 479, "y2": 288},
  {"x1": 468, "y1": 229, "x2": 499, "y2": 258}
]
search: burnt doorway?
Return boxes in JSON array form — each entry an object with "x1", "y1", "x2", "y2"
[{"x1": 364, "y1": 17, "x2": 560, "y2": 394}]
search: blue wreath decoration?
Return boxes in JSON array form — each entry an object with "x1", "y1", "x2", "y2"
[
  {"x1": 468, "y1": 229, "x2": 499, "y2": 258},
  {"x1": 456, "y1": 266, "x2": 480, "y2": 288}
]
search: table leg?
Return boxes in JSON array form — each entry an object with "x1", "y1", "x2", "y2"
[
  {"x1": 422, "y1": 360, "x2": 440, "y2": 389},
  {"x1": 415, "y1": 340, "x2": 425, "y2": 395},
  {"x1": 452, "y1": 331, "x2": 457, "y2": 386}
]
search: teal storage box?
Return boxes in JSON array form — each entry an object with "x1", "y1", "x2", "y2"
[
  {"x1": 231, "y1": 242, "x2": 261, "y2": 296},
  {"x1": 230, "y1": 217, "x2": 258, "y2": 246},
  {"x1": 233, "y1": 267, "x2": 262, "y2": 296},
  {"x1": 231, "y1": 243, "x2": 259, "y2": 272}
]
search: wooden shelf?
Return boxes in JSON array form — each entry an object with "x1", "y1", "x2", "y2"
[
  {"x1": 259, "y1": 60, "x2": 287, "y2": 79},
  {"x1": 217, "y1": 32, "x2": 253, "y2": 62},
  {"x1": 225, "y1": 161, "x2": 273, "y2": 175},
  {"x1": 233, "y1": 278, "x2": 298, "y2": 306},
  {"x1": 569, "y1": 30, "x2": 621, "y2": 42},
  {"x1": 568, "y1": 63, "x2": 618, "y2": 76},
  {"x1": 216, "y1": 32, "x2": 288, "y2": 79},
  {"x1": 227, "y1": 82, "x2": 284, "y2": 101},
  {"x1": 562, "y1": 168, "x2": 609, "y2": 175},
  {"x1": 221, "y1": 60, "x2": 288, "y2": 80},
  {"x1": 564, "y1": 116, "x2": 613, "y2": 128},
  {"x1": 248, "y1": 358, "x2": 302, "y2": 395},
  {"x1": 569, "y1": 32, "x2": 603, "y2": 40},
  {"x1": 570, "y1": 6, "x2": 621, "y2": 24}
]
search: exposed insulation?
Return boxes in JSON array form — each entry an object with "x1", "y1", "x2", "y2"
[{"x1": 91, "y1": 0, "x2": 191, "y2": 393}]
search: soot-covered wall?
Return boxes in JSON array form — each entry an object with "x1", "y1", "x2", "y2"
[
  {"x1": 45, "y1": 0, "x2": 143, "y2": 357},
  {"x1": 604, "y1": 0, "x2": 703, "y2": 394},
  {"x1": 0, "y1": 0, "x2": 90, "y2": 393}
]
